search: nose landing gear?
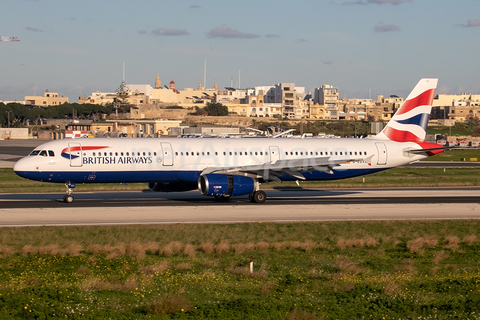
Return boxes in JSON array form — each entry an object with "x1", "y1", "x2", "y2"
[{"x1": 63, "y1": 182, "x2": 76, "y2": 203}]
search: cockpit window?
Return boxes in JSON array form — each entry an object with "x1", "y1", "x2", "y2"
[
  {"x1": 29, "y1": 150, "x2": 41, "y2": 156},
  {"x1": 48, "y1": 150, "x2": 55, "y2": 157},
  {"x1": 39, "y1": 150, "x2": 47, "y2": 157}
]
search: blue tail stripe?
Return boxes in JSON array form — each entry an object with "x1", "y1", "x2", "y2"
[{"x1": 395, "y1": 113, "x2": 430, "y2": 130}]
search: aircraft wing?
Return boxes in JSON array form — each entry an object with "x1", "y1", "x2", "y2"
[{"x1": 201, "y1": 155, "x2": 373, "y2": 182}]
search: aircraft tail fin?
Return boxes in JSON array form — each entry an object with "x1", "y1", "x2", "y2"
[{"x1": 376, "y1": 78, "x2": 438, "y2": 143}]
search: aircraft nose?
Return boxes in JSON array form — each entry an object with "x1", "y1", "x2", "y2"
[{"x1": 13, "y1": 157, "x2": 33, "y2": 179}]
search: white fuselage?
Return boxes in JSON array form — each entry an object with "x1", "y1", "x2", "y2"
[{"x1": 13, "y1": 137, "x2": 426, "y2": 185}]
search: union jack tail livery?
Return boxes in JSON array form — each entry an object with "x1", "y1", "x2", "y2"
[{"x1": 376, "y1": 78, "x2": 438, "y2": 143}]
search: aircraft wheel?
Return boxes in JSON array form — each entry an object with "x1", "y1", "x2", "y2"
[
  {"x1": 249, "y1": 192, "x2": 255, "y2": 202},
  {"x1": 64, "y1": 194, "x2": 74, "y2": 203},
  {"x1": 252, "y1": 191, "x2": 266, "y2": 203}
]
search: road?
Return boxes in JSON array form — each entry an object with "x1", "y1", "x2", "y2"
[{"x1": 0, "y1": 188, "x2": 479, "y2": 227}]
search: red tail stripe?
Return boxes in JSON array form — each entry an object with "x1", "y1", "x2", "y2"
[
  {"x1": 383, "y1": 126, "x2": 423, "y2": 143},
  {"x1": 397, "y1": 88, "x2": 436, "y2": 115}
]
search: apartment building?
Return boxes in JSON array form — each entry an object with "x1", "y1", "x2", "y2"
[
  {"x1": 432, "y1": 93, "x2": 480, "y2": 122},
  {"x1": 314, "y1": 85, "x2": 339, "y2": 120},
  {"x1": 25, "y1": 89, "x2": 69, "y2": 106}
]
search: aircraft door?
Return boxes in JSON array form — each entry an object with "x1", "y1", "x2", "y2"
[
  {"x1": 269, "y1": 146, "x2": 280, "y2": 164},
  {"x1": 161, "y1": 142, "x2": 174, "y2": 166},
  {"x1": 375, "y1": 142, "x2": 387, "y2": 165},
  {"x1": 68, "y1": 142, "x2": 83, "y2": 167}
]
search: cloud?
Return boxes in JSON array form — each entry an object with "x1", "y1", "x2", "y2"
[
  {"x1": 189, "y1": 5, "x2": 200, "y2": 8},
  {"x1": 151, "y1": 28, "x2": 190, "y2": 36},
  {"x1": 207, "y1": 25, "x2": 260, "y2": 39},
  {"x1": 25, "y1": 27, "x2": 43, "y2": 32},
  {"x1": 138, "y1": 30, "x2": 148, "y2": 35},
  {"x1": 323, "y1": 60, "x2": 333, "y2": 65},
  {"x1": 295, "y1": 38, "x2": 308, "y2": 43},
  {"x1": 265, "y1": 34, "x2": 280, "y2": 38},
  {"x1": 459, "y1": 19, "x2": 480, "y2": 28},
  {"x1": 343, "y1": 0, "x2": 410, "y2": 5},
  {"x1": 374, "y1": 22, "x2": 400, "y2": 32}
]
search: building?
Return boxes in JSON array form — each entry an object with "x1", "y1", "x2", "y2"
[
  {"x1": 65, "y1": 119, "x2": 181, "y2": 137},
  {"x1": 314, "y1": 85, "x2": 339, "y2": 120},
  {"x1": 25, "y1": 89, "x2": 69, "y2": 106},
  {"x1": 432, "y1": 93, "x2": 480, "y2": 122}
]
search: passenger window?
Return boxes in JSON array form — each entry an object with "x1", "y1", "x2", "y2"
[
  {"x1": 39, "y1": 150, "x2": 47, "y2": 157},
  {"x1": 255, "y1": 152, "x2": 258, "y2": 156},
  {"x1": 196, "y1": 152, "x2": 199, "y2": 156},
  {"x1": 175, "y1": 152, "x2": 178, "y2": 156},
  {"x1": 93, "y1": 152, "x2": 96, "y2": 156},
  {"x1": 29, "y1": 150, "x2": 40, "y2": 156},
  {"x1": 202, "y1": 152, "x2": 205, "y2": 156},
  {"x1": 265, "y1": 152, "x2": 268, "y2": 155},
  {"x1": 143, "y1": 152, "x2": 146, "y2": 156},
  {"x1": 48, "y1": 150, "x2": 55, "y2": 157},
  {"x1": 186, "y1": 152, "x2": 189, "y2": 156},
  {"x1": 115, "y1": 152, "x2": 118, "y2": 156},
  {"x1": 126, "y1": 152, "x2": 129, "y2": 156},
  {"x1": 121, "y1": 152, "x2": 124, "y2": 156},
  {"x1": 229, "y1": 152, "x2": 232, "y2": 156},
  {"x1": 285, "y1": 152, "x2": 288, "y2": 155},
  {"x1": 215, "y1": 152, "x2": 218, "y2": 155},
  {"x1": 154, "y1": 152, "x2": 156, "y2": 156},
  {"x1": 260, "y1": 152, "x2": 263, "y2": 155}
]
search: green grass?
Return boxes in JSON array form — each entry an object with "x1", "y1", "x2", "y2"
[{"x1": 1, "y1": 221, "x2": 480, "y2": 319}]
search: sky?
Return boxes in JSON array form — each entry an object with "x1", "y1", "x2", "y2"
[{"x1": 1, "y1": 0, "x2": 480, "y2": 103}]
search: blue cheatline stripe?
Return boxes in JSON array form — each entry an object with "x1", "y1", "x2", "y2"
[
  {"x1": 15, "y1": 168, "x2": 387, "y2": 184},
  {"x1": 395, "y1": 113, "x2": 430, "y2": 130}
]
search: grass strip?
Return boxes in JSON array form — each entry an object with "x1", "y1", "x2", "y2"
[{"x1": 0, "y1": 221, "x2": 480, "y2": 319}]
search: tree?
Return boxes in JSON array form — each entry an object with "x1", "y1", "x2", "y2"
[
  {"x1": 203, "y1": 102, "x2": 228, "y2": 116},
  {"x1": 115, "y1": 80, "x2": 130, "y2": 105}
]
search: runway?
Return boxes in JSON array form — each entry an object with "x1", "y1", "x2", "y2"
[{"x1": 1, "y1": 188, "x2": 479, "y2": 227}]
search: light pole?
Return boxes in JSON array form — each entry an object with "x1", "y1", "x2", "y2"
[{"x1": 5, "y1": 111, "x2": 11, "y2": 128}]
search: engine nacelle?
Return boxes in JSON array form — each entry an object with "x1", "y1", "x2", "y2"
[
  {"x1": 198, "y1": 174, "x2": 255, "y2": 197},
  {"x1": 148, "y1": 181, "x2": 198, "y2": 192}
]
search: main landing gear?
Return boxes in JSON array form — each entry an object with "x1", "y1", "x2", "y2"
[
  {"x1": 249, "y1": 190, "x2": 266, "y2": 203},
  {"x1": 63, "y1": 182, "x2": 76, "y2": 203}
]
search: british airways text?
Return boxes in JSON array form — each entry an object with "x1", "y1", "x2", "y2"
[{"x1": 82, "y1": 156, "x2": 153, "y2": 165}]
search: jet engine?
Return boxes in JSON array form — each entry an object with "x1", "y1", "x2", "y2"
[
  {"x1": 148, "y1": 181, "x2": 198, "y2": 192},
  {"x1": 198, "y1": 174, "x2": 255, "y2": 197}
]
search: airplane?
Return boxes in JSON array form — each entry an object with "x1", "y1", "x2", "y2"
[{"x1": 14, "y1": 78, "x2": 443, "y2": 204}]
